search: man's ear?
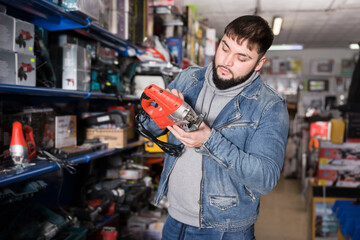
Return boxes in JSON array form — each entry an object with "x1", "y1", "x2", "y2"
[{"x1": 254, "y1": 56, "x2": 267, "y2": 71}]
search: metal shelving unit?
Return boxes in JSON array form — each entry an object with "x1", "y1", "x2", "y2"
[
  {"x1": 0, "y1": 84, "x2": 139, "y2": 101},
  {"x1": 0, "y1": 140, "x2": 144, "y2": 188},
  {"x1": 0, "y1": 0, "x2": 145, "y2": 56},
  {"x1": 0, "y1": 0, "x2": 146, "y2": 188}
]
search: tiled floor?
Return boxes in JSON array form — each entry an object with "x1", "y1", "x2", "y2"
[{"x1": 255, "y1": 176, "x2": 311, "y2": 240}]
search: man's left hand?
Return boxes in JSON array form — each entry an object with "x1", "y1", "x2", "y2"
[{"x1": 167, "y1": 122, "x2": 211, "y2": 148}]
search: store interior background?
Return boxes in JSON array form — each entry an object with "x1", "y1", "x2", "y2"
[{"x1": 1, "y1": 0, "x2": 360, "y2": 239}]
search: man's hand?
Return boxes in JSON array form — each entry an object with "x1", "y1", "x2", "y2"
[
  {"x1": 165, "y1": 88, "x2": 211, "y2": 148},
  {"x1": 167, "y1": 122, "x2": 211, "y2": 148}
]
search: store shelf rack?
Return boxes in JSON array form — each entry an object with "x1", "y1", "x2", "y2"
[
  {"x1": 0, "y1": 0, "x2": 145, "y2": 56},
  {"x1": 0, "y1": 140, "x2": 144, "y2": 188},
  {"x1": 0, "y1": 84, "x2": 139, "y2": 101},
  {"x1": 0, "y1": 82, "x2": 142, "y2": 188}
]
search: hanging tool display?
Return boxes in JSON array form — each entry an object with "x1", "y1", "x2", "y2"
[{"x1": 135, "y1": 84, "x2": 205, "y2": 156}]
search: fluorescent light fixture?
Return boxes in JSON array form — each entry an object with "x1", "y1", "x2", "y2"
[
  {"x1": 272, "y1": 17, "x2": 283, "y2": 36},
  {"x1": 349, "y1": 43, "x2": 359, "y2": 49},
  {"x1": 269, "y1": 44, "x2": 303, "y2": 51}
]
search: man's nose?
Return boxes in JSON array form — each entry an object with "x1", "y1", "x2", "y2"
[{"x1": 223, "y1": 54, "x2": 233, "y2": 67}]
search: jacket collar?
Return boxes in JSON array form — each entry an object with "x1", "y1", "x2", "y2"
[{"x1": 191, "y1": 66, "x2": 263, "y2": 100}]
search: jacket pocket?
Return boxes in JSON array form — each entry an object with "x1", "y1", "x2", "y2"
[
  {"x1": 228, "y1": 121, "x2": 257, "y2": 128},
  {"x1": 244, "y1": 186, "x2": 257, "y2": 202},
  {"x1": 209, "y1": 195, "x2": 238, "y2": 211}
]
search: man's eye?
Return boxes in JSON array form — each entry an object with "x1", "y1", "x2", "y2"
[
  {"x1": 222, "y1": 46, "x2": 229, "y2": 52},
  {"x1": 237, "y1": 57, "x2": 247, "y2": 62}
]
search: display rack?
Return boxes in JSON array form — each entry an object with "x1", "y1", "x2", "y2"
[
  {"x1": 0, "y1": 0, "x2": 145, "y2": 56},
  {"x1": 0, "y1": 140, "x2": 144, "y2": 188},
  {"x1": 0, "y1": 84, "x2": 139, "y2": 101}
]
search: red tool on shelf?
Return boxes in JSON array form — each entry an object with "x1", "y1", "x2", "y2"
[{"x1": 9, "y1": 121, "x2": 36, "y2": 165}]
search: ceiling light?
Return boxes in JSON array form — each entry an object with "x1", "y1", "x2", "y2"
[
  {"x1": 349, "y1": 43, "x2": 359, "y2": 50},
  {"x1": 268, "y1": 44, "x2": 303, "y2": 51},
  {"x1": 272, "y1": 17, "x2": 283, "y2": 36}
]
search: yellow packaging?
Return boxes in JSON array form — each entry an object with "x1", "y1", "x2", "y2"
[
  {"x1": 145, "y1": 133, "x2": 168, "y2": 152},
  {"x1": 330, "y1": 119, "x2": 345, "y2": 144}
]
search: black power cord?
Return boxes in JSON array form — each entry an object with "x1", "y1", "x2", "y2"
[
  {"x1": 135, "y1": 110, "x2": 183, "y2": 157},
  {"x1": 37, "y1": 150, "x2": 77, "y2": 222}
]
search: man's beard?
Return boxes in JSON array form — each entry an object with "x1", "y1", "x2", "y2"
[{"x1": 212, "y1": 60, "x2": 255, "y2": 90}]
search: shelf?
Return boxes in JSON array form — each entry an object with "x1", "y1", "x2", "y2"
[
  {"x1": 0, "y1": 0, "x2": 89, "y2": 30},
  {"x1": 0, "y1": 84, "x2": 139, "y2": 101},
  {"x1": 0, "y1": 0, "x2": 145, "y2": 56},
  {"x1": 0, "y1": 160, "x2": 59, "y2": 188},
  {"x1": 0, "y1": 140, "x2": 144, "y2": 188}
]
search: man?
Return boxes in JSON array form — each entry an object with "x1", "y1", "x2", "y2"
[{"x1": 143, "y1": 15, "x2": 289, "y2": 239}]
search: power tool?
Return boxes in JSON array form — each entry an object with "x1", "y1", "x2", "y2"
[
  {"x1": 9, "y1": 121, "x2": 36, "y2": 165},
  {"x1": 140, "y1": 84, "x2": 204, "y2": 132},
  {"x1": 135, "y1": 84, "x2": 205, "y2": 156}
]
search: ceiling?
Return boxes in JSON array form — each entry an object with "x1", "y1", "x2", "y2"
[{"x1": 183, "y1": 0, "x2": 360, "y2": 49}]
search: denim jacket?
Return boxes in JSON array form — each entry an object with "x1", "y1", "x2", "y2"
[{"x1": 144, "y1": 66, "x2": 289, "y2": 232}]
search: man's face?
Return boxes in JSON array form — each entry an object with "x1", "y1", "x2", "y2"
[{"x1": 213, "y1": 35, "x2": 266, "y2": 89}]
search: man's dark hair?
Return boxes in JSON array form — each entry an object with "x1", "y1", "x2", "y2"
[{"x1": 224, "y1": 15, "x2": 274, "y2": 56}]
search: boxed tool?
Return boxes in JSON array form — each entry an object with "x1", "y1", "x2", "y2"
[
  {"x1": 16, "y1": 53, "x2": 36, "y2": 86},
  {"x1": 85, "y1": 128, "x2": 127, "y2": 149},
  {"x1": 0, "y1": 12, "x2": 15, "y2": 52},
  {"x1": 0, "y1": 49, "x2": 16, "y2": 85},
  {"x1": 0, "y1": 50, "x2": 36, "y2": 86},
  {"x1": 14, "y1": 19, "x2": 35, "y2": 55},
  {"x1": 319, "y1": 141, "x2": 360, "y2": 160},
  {"x1": 55, "y1": 115, "x2": 77, "y2": 149},
  {"x1": 83, "y1": 111, "x2": 128, "y2": 149},
  {"x1": 52, "y1": 44, "x2": 92, "y2": 90},
  {"x1": 62, "y1": 68, "x2": 91, "y2": 91},
  {"x1": 61, "y1": 44, "x2": 91, "y2": 71},
  {"x1": 317, "y1": 163, "x2": 360, "y2": 187}
]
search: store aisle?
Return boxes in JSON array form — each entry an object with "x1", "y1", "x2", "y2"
[{"x1": 255, "y1": 176, "x2": 310, "y2": 240}]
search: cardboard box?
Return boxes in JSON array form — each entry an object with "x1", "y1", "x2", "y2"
[
  {"x1": 55, "y1": 115, "x2": 77, "y2": 149},
  {"x1": 62, "y1": 69, "x2": 90, "y2": 91},
  {"x1": 330, "y1": 118, "x2": 345, "y2": 144},
  {"x1": 0, "y1": 49, "x2": 16, "y2": 85},
  {"x1": 52, "y1": 44, "x2": 91, "y2": 90},
  {"x1": 319, "y1": 141, "x2": 360, "y2": 160},
  {"x1": 0, "y1": 13, "x2": 15, "y2": 52},
  {"x1": 0, "y1": 50, "x2": 36, "y2": 86},
  {"x1": 16, "y1": 53, "x2": 36, "y2": 86},
  {"x1": 317, "y1": 165, "x2": 360, "y2": 188},
  {"x1": 85, "y1": 128, "x2": 127, "y2": 149},
  {"x1": 62, "y1": 44, "x2": 91, "y2": 71},
  {"x1": 310, "y1": 121, "x2": 330, "y2": 140},
  {"x1": 14, "y1": 19, "x2": 34, "y2": 55}
]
